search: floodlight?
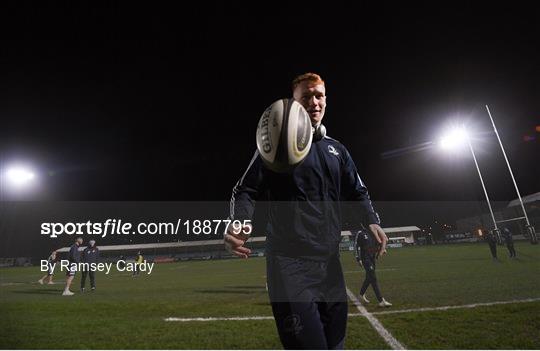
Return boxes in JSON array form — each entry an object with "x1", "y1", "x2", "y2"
[
  {"x1": 439, "y1": 128, "x2": 468, "y2": 150},
  {"x1": 5, "y1": 167, "x2": 36, "y2": 186}
]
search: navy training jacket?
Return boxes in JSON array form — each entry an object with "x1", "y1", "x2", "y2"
[
  {"x1": 68, "y1": 244, "x2": 81, "y2": 263},
  {"x1": 354, "y1": 230, "x2": 380, "y2": 260},
  {"x1": 230, "y1": 135, "x2": 380, "y2": 260},
  {"x1": 81, "y1": 246, "x2": 100, "y2": 263}
]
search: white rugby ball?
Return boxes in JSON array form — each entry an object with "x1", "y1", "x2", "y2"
[{"x1": 256, "y1": 98, "x2": 313, "y2": 173}]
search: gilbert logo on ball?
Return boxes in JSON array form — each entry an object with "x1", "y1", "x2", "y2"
[{"x1": 256, "y1": 98, "x2": 313, "y2": 173}]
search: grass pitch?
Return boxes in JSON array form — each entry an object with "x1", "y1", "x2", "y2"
[{"x1": 0, "y1": 242, "x2": 539, "y2": 349}]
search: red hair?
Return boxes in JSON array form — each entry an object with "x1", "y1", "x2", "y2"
[{"x1": 292, "y1": 73, "x2": 325, "y2": 91}]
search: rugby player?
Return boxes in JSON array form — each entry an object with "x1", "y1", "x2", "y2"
[
  {"x1": 38, "y1": 250, "x2": 57, "y2": 285},
  {"x1": 62, "y1": 237, "x2": 83, "y2": 296},
  {"x1": 502, "y1": 227, "x2": 516, "y2": 258},
  {"x1": 225, "y1": 73, "x2": 387, "y2": 349},
  {"x1": 81, "y1": 239, "x2": 99, "y2": 292},
  {"x1": 354, "y1": 229, "x2": 392, "y2": 307}
]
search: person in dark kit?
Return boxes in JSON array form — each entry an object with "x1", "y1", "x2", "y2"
[
  {"x1": 133, "y1": 251, "x2": 143, "y2": 277},
  {"x1": 63, "y1": 237, "x2": 83, "y2": 296},
  {"x1": 224, "y1": 73, "x2": 387, "y2": 349},
  {"x1": 81, "y1": 240, "x2": 99, "y2": 292},
  {"x1": 486, "y1": 230, "x2": 498, "y2": 260},
  {"x1": 502, "y1": 227, "x2": 517, "y2": 258},
  {"x1": 118, "y1": 254, "x2": 126, "y2": 269},
  {"x1": 354, "y1": 229, "x2": 392, "y2": 307}
]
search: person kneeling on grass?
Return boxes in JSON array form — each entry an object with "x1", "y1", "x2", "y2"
[{"x1": 354, "y1": 229, "x2": 392, "y2": 307}]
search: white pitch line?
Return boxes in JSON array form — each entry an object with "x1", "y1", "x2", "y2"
[
  {"x1": 0, "y1": 282, "x2": 25, "y2": 286},
  {"x1": 343, "y1": 268, "x2": 397, "y2": 274},
  {"x1": 164, "y1": 297, "x2": 540, "y2": 335},
  {"x1": 165, "y1": 316, "x2": 274, "y2": 322},
  {"x1": 346, "y1": 287, "x2": 406, "y2": 350},
  {"x1": 371, "y1": 297, "x2": 540, "y2": 316},
  {"x1": 165, "y1": 313, "x2": 368, "y2": 322}
]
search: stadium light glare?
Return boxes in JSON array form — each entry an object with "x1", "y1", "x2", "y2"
[
  {"x1": 439, "y1": 127, "x2": 468, "y2": 150},
  {"x1": 5, "y1": 167, "x2": 36, "y2": 186},
  {"x1": 1, "y1": 163, "x2": 39, "y2": 201}
]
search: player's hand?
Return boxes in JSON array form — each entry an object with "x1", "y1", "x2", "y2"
[
  {"x1": 369, "y1": 224, "x2": 388, "y2": 258},
  {"x1": 224, "y1": 223, "x2": 252, "y2": 259}
]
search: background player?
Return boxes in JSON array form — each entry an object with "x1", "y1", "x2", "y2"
[
  {"x1": 485, "y1": 230, "x2": 498, "y2": 261},
  {"x1": 38, "y1": 250, "x2": 57, "y2": 285},
  {"x1": 81, "y1": 239, "x2": 99, "y2": 292},
  {"x1": 354, "y1": 229, "x2": 392, "y2": 307},
  {"x1": 63, "y1": 237, "x2": 83, "y2": 296},
  {"x1": 132, "y1": 251, "x2": 143, "y2": 277},
  {"x1": 502, "y1": 227, "x2": 516, "y2": 258}
]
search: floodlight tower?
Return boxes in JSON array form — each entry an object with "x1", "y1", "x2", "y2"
[{"x1": 440, "y1": 127, "x2": 500, "y2": 242}]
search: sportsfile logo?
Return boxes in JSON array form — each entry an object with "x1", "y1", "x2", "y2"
[
  {"x1": 41, "y1": 219, "x2": 172, "y2": 238},
  {"x1": 41, "y1": 219, "x2": 251, "y2": 238}
]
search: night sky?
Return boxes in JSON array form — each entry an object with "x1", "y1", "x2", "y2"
[{"x1": 1, "y1": 2, "x2": 538, "y2": 202}]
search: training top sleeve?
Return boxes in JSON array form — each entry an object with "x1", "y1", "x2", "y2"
[
  {"x1": 340, "y1": 147, "x2": 381, "y2": 226},
  {"x1": 229, "y1": 150, "x2": 265, "y2": 222}
]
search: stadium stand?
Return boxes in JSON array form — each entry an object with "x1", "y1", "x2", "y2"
[{"x1": 53, "y1": 227, "x2": 422, "y2": 261}]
